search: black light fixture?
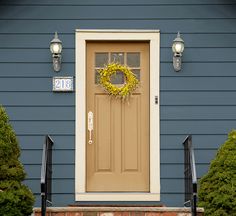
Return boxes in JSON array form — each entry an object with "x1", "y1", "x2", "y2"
[
  {"x1": 50, "y1": 32, "x2": 62, "y2": 72},
  {"x1": 172, "y1": 32, "x2": 184, "y2": 72}
]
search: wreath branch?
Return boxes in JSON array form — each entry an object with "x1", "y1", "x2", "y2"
[{"x1": 98, "y1": 63, "x2": 139, "y2": 98}]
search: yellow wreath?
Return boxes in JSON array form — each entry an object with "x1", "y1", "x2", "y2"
[{"x1": 98, "y1": 63, "x2": 139, "y2": 98}]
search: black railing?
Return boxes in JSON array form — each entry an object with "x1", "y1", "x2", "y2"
[
  {"x1": 183, "y1": 135, "x2": 197, "y2": 216},
  {"x1": 41, "y1": 135, "x2": 54, "y2": 216}
]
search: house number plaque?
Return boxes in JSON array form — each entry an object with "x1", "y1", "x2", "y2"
[{"x1": 53, "y1": 76, "x2": 73, "y2": 92}]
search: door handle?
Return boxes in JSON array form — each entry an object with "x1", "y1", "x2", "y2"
[{"x1": 88, "y1": 111, "x2": 93, "y2": 144}]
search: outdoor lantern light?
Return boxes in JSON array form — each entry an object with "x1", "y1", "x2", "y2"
[
  {"x1": 50, "y1": 32, "x2": 62, "y2": 72},
  {"x1": 172, "y1": 32, "x2": 184, "y2": 72}
]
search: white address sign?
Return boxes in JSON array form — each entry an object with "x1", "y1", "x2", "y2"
[{"x1": 53, "y1": 76, "x2": 74, "y2": 92}]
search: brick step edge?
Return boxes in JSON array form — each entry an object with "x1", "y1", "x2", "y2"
[{"x1": 33, "y1": 207, "x2": 204, "y2": 216}]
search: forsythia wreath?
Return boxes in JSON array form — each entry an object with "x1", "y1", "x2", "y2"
[{"x1": 98, "y1": 63, "x2": 139, "y2": 98}]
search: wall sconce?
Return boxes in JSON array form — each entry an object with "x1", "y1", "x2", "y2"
[
  {"x1": 172, "y1": 32, "x2": 184, "y2": 72},
  {"x1": 50, "y1": 32, "x2": 62, "y2": 72}
]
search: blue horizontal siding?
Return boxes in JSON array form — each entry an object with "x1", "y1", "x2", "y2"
[
  {"x1": 18, "y1": 135, "x2": 75, "y2": 150},
  {"x1": 0, "y1": 0, "x2": 235, "y2": 208},
  {"x1": 160, "y1": 149, "x2": 217, "y2": 164},
  {"x1": 1, "y1": 20, "x2": 236, "y2": 33},
  {"x1": 0, "y1": 92, "x2": 74, "y2": 106},
  {"x1": 162, "y1": 106, "x2": 236, "y2": 120},
  {"x1": 21, "y1": 150, "x2": 74, "y2": 164},
  {"x1": 162, "y1": 77, "x2": 236, "y2": 90},
  {"x1": 161, "y1": 92, "x2": 236, "y2": 105},
  {"x1": 0, "y1": 5, "x2": 236, "y2": 19},
  {"x1": 160, "y1": 134, "x2": 226, "y2": 149},
  {"x1": 1, "y1": 0, "x2": 236, "y2": 6},
  {"x1": 0, "y1": 63, "x2": 74, "y2": 77},
  {"x1": 161, "y1": 120, "x2": 236, "y2": 135},
  {"x1": 1, "y1": 34, "x2": 236, "y2": 49},
  {"x1": 24, "y1": 164, "x2": 75, "y2": 178},
  {"x1": 11, "y1": 121, "x2": 74, "y2": 135},
  {"x1": 161, "y1": 62, "x2": 236, "y2": 77},
  {"x1": 5, "y1": 107, "x2": 75, "y2": 120}
]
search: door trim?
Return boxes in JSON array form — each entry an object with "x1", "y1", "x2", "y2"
[{"x1": 75, "y1": 30, "x2": 160, "y2": 201}]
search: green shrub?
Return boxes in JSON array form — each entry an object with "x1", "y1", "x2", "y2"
[
  {"x1": 0, "y1": 106, "x2": 35, "y2": 216},
  {"x1": 198, "y1": 130, "x2": 236, "y2": 216}
]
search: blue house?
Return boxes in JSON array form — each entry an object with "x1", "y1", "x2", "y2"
[{"x1": 1, "y1": 0, "x2": 236, "y2": 215}]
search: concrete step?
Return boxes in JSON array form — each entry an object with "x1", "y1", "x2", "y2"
[{"x1": 33, "y1": 207, "x2": 204, "y2": 216}]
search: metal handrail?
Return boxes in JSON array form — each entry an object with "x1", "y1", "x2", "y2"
[
  {"x1": 183, "y1": 135, "x2": 197, "y2": 216},
  {"x1": 41, "y1": 135, "x2": 54, "y2": 216}
]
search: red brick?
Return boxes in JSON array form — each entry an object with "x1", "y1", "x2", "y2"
[
  {"x1": 145, "y1": 213, "x2": 161, "y2": 216},
  {"x1": 67, "y1": 212, "x2": 83, "y2": 216},
  {"x1": 36, "y1": 212, "x2": 48, "y2": 216},
  {"x1": 99, "y1": 213, "x2": 114, "y2": 216},
  {"x1": 162, "y1": 212, "x2": 177, "y2": 216},
  {"x1": 130, "y1": 212, "x2": 145, "y2": 216},
  {"x1": 51, "y1": 213, "x2": 66, "y2": 216},
  {"x1": 114, "y1": 212, "x2": 122, "y2": 216},
  {"x1": 122, "y1": 212, "x2": 130, "y2": 216},
  {"x1": 66, "y1": 212, "x2": 75, "y2": 216},
  {"x1": 84, "y1": 212, "x2": 97, "y2": 216}
]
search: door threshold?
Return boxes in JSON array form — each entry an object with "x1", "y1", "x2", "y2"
[{"x1": 76, "y1": 193, "x2": 160, "y2": 201}]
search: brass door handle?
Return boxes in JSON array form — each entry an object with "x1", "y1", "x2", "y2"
[{"x1": 88, "y1": 111, "x2": 93, "y2": 144}]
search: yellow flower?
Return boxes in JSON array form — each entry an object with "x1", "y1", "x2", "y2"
[{"x1": 98, "y1": 63, "x2": 139, "y2": 98}]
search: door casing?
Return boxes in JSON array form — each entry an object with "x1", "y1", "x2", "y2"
[{"x1": 75, "y1": 29, "x2": 160, "y2": 201}]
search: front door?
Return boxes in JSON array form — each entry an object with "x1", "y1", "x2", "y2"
[{"x1": 86, "y1": 42, "x2": 150, "y2": 192}]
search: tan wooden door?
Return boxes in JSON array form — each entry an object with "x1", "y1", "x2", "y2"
[{"x1": 86, "y1": 42, "x2": 150, "y2": 192}]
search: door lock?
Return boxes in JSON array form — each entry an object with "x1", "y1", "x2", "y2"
[{"x1": 88, "y1": 111, "x2": 93, "y2": 144}]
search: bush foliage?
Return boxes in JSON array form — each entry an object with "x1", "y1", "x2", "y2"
[
  {"x1": 0, "y1": 106, "x2": 35, "y2": 216},
  {"x1": 199, "y1": 130, "x2": 236, "y2": 216}
]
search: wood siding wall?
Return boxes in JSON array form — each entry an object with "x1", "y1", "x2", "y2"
[{"x1": 0, "y1": 0, "x2": 236, "y2": 207}]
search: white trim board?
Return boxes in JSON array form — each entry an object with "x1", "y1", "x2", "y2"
[{"x1": 75, "y1": 29, "x2": 160, "y2": 201}]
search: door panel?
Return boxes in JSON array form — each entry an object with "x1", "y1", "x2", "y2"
[
  {"x1": 86, "y1": 42, "x2": 150, "y2": 192},
  {"x1": 122, "y1": 95, "x2": 140, "y2": 172},
  {"x1": 95, "y1": 95, "x2": 112, "y2": 172}
]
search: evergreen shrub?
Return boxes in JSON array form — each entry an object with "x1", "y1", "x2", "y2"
[
  {"x1": 199, "y1": 130, "x2": 236, "y2": 216},
  {"x1": 0, "y1": 106, "x2": 35, "y2": 216}
]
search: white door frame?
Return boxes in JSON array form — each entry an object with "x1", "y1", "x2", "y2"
[{"x1": 75, "y1": 29, "x2": 160, "y2": 201}]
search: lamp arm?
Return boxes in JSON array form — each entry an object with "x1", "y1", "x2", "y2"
[
  {"x1": 52, "y1": 54, "x2": 61, "y2": 72},
  {"x1": 173, "y1": 55, "x2": 182, "y2": 72}
]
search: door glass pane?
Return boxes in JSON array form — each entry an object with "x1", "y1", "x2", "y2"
[
  {"x1": 95, "y1": 53, "x2": 109, "y2": 67},
  {"x1": 111, "y1": 52, "x2": 124, "y2": 64},
  {"x1": 95, "y1": 69, "x2": 100, "y2": 84},
  {"x1": 132, "y1": 69, "x2": 140, "y2": 81},
  {"x1": 95, "y1": 70, "x2": 125, "y2": 85},
  {"x1": 110, "y1": 71, "x2": 124, "y2": 84},
  {"x1": 127, "y1": 53, "x2": 140, "y2": 67}
]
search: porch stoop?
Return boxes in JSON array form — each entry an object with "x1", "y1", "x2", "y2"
[{"x1": 33, "y1": 207, "x2": 204, "y2": 216}]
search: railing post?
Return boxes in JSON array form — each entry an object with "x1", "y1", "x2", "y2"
[
  {"x1": 192, "y1": 193, "x2": 197, "y2": 216},
  {"x1": 41, "y1": 192, "x2": 46, "y2": 216},
  {"x1": 41, "y1": 135, "x2": 54, "y2": 216},
  {"x1": 183, "y1": 135, "x2": 197, "y2": 216}
]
